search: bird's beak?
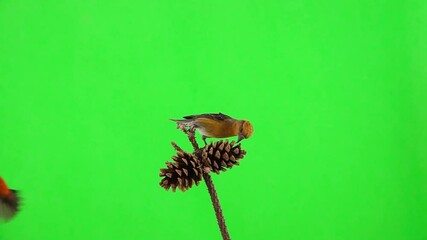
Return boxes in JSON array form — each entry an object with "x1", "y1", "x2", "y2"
[{"x1": 237, "y1": 135, "x2": 244, "y2": 143}]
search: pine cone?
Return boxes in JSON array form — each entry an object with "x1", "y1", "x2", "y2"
[
  {"x1": 201, "y1": 140, "x2": 246, "y2": 174},
  {"x1": 159, "y1": 143, "x2": 203, "y2": 192}
]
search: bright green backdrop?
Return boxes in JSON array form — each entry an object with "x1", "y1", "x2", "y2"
[{"x1": 1, "y1": 1, "x2": 426, "y2": 239}]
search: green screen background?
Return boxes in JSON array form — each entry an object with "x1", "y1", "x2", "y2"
[{"x1": 1, "y1": 1, "x2": 426, "y2": 239}]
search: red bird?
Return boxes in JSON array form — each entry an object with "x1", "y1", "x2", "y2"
[
  {"x1": 171, "y1": 113, "x2": 254, "y2": 145},
  {"x1": 0, "y1": 177, "x2": 20, "y2": 221}
]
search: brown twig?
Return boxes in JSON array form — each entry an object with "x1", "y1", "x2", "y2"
[
  {"x1": 171, "y1": 141, "x2": 183, "y2": 152},
  {"x1": 203, "y1": 173, "x2": 230, "y2": 240},
  {"x1": 181, "y1": 126, "x2": 231, "y2": 240},
  {"x1": 178, "y1": 125, "x2": 199, "y2": 150}
]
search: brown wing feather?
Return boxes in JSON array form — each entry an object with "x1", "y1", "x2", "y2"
[
  {"x1": 183, "y1": 113, "x2": 233, "y2": 121},
  {"x1": 0, "y1": 189, "x2": 19, "y2": 221}
]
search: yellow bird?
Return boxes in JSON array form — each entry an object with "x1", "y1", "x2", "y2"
[{"x1": 171, "y1": 113, "x2": 253, "y2": 144}]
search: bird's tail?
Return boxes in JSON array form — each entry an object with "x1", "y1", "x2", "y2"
[{"x1": 169, "y1": 119, "x2": 194, "y2": 127}]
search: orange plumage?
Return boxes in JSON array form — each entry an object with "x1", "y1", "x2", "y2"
[
  {"x1": 171, "y1": 113, "x2": 253, "y2": 144},
  {"x1": 0, "y1": 178, "x2": 11, "y2": 198}
]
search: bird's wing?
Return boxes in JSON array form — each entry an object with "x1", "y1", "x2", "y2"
[
  {"x1": 183, "y1": 113, "x2": 233, "y2": 121},
  {"x1": 0, "y1": 190, "x2": 19, "y2": 221}
]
